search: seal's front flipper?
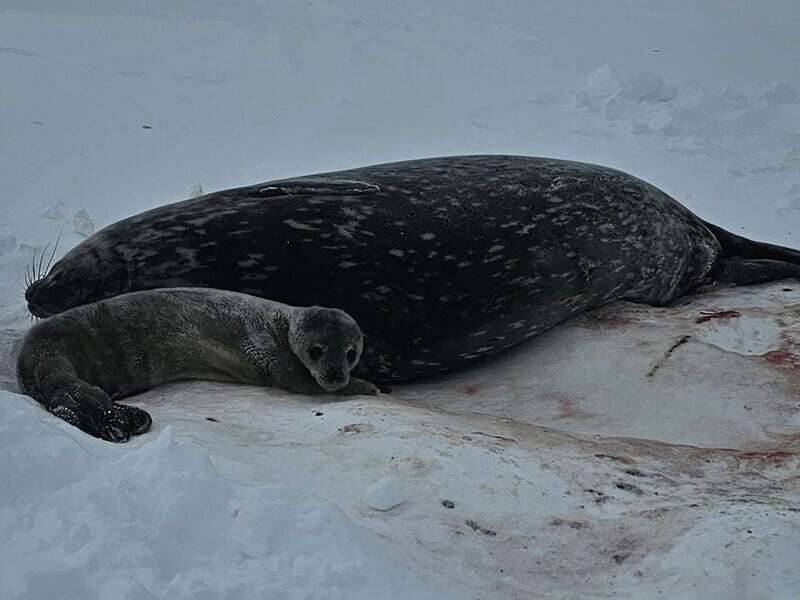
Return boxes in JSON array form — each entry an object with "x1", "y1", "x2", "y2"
[
  {"x1": 254, "y1": 178, "x2": 381, "y2": 197},
  {"x1": 713, "y1": 257, "x2": 800, "y2": 286}
]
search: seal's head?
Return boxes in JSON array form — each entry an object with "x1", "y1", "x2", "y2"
[
  {"x1": 289, "y1": 306, "x2": 364, "y2": 392},
  {"x1": 25, "y1": 240, "x2": 127, "y2": 318}
]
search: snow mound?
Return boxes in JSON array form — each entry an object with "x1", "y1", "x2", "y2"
[
  {"x1": 576, "y1": 64, "x2": 800, "y2": 156},
  {"x1": 364, "y1": 477, "x2": 404, "y2": 511},
  {"x1": 0, "y1": 392, "x2": 448, "y2": 600}
]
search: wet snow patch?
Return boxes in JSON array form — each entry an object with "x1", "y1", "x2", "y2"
[{"x1": 695, "y1": 313, "x2": 783, "y2": 356}]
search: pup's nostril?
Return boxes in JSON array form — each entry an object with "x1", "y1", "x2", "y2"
[{"x1": 324, "y1": 367, "x2": 344, "y2": 381}]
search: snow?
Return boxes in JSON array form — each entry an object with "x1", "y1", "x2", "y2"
[
  {"x1": 364, "y1": 477, "x2": 404, "y2": 512},
  {"x1": 1, "y1": 1, "x2": 799, "y2": 599},
  {"x1": 0, "y1": 395, "x2": 447, "y2": 600}
]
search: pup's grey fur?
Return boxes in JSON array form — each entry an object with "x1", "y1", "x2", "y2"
[{"x1": 17, "y1": 288, "x2": 377, "y2": 442}]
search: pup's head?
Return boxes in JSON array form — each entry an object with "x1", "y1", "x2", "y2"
[{"x1": 289, "y1": 307, "x2": 364, "y2": 392}]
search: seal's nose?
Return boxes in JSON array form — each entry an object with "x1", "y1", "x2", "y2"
[
  {"x1": 323, "y1": 366, "x2": 345, "y2": 383},
  {"x1": 25, "y1": 280, "x2": 50, "y2": 317},
  {"x1": 25, "y1": 281, "x2": 38, "y2": 303}
]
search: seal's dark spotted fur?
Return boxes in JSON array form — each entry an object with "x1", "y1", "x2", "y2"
[{"x1": 26, "y1": 155, "x2": 800, "y2": 381}]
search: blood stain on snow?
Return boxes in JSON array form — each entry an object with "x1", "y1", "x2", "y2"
[
  {"x1": 557, "y1": 396, "x2": 581, "y2": 418},
  {"x1": 736, "y1": 450, "x2": 796, "y2": 466},
  {"x1": 695, "y1": 309, "x2": 742, "y2": 324},
  {"x1": 549, "y1": 393, "x2": 591, "y2": 419},
  {"x1": 461, "y1": 383, "x2": 482, "y2": 395},
  {"x1": 763, "y1": 350, "x2": 800, "y2": 370}
]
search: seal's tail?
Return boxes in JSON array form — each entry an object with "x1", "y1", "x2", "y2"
[
  {"x1": 701, "y1": 219, "x2": 800, "y2": 286},
  {"x1": 702, "y1": 220, "x2": 800, "y2": 264}
]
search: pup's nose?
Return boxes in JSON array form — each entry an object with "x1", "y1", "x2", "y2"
[{"x1": 323, "y1": 366, "x2": 345, "y2": 382}]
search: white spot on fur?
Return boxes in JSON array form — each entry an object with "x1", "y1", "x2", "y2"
[
  {"x1": 420, "y1": 233, "x2": 436, "y2": 240},
  {"x1": 175, "y1": 248, "x2": 198, "y2": 264},
  {"x1": 284, "y1": 219, "x2": 318, "y2": 231},
  {"x1": 389, "y1": 249, "x2": 404, "y2": 258},
  {"x1": 516, "y1": 224, "x2": 535, "y2": 235}
]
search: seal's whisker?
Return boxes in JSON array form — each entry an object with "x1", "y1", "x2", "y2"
[
  {"x1": 36, "y1": 243, "x2": 50, "y2": 281},
  {"x1": 44, "y1": 230, "x2": 63, "y2": 278}
]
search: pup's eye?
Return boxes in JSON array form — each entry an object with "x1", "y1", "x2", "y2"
[
  {"x1": 309, "y1": 345, "x2": 323, "y2": 361},
  {"x1": 347, "y1": 348, "x2": 357, "y2": 363}
]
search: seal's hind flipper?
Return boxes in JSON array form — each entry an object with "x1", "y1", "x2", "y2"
[
  {"x1": 47, "y1": 382, "x2": 151, "y2": 443},
  {"x1": 703, "y1": 220, "x2": 800, "y2": 265},
  {"x1": 713, "y1": 257, "x2": 800, "y2": 286},
  {"x1": 255, "y1": 178, "x2": 380, "y2": 197}
]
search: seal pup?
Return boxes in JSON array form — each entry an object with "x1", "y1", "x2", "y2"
[
  {"x1": 17, "y1": 288, "x2": 378, "y2": 442},
  {"x1": 24, "y1": 155, "x2": 800, "y2": 382}
]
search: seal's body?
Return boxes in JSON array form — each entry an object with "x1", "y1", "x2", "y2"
[
  {"x1": 17, "y1": 288, "x2": 377, "y2": 442},
  {"x1": 25, "y1": 155, "x2": 800, "y2": 382}
]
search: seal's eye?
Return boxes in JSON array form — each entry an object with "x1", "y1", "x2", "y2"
[
  {"x1": 347, "y1": 348, "x2": 357, "y2": 363},
  {"x1": 308, "y1": 345, "x2": 323, "y2": 361}
]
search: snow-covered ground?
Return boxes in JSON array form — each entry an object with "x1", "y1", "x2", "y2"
[{"x1": 1, "y1": 2, "x2": 799, "y2": 598}]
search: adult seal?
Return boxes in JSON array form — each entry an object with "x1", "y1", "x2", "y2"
[
  {"x1": 25, "y1": 155, "x2": 800, "y2": 382},
  {"x1": 17, "y1": 288, "x2": 378, "y2": 442}
]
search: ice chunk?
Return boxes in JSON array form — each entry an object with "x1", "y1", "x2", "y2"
[
  {"x1": 365, "y1": 477, "x2": 404, "y2": 511},
  {"x1": 72, "y1": 209, "x2": 95, "y2": 238}
]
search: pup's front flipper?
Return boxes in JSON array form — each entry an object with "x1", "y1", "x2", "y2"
[{"x1": 337, "y1": 377, "x2": 381, "y2": 396}]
